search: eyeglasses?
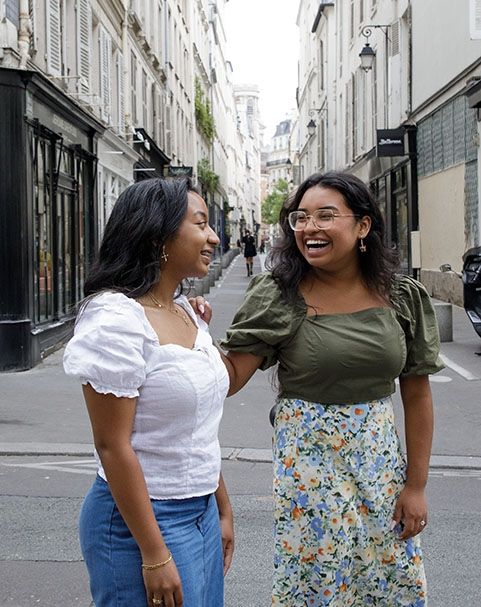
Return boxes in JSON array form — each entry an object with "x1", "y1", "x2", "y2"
[{"x1": 287, "y1": 209, "x2": 359, "y2": 231}]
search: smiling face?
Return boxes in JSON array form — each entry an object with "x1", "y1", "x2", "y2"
[
  {"x1": 164, "y1": 191, "x2": 220, "y2": 279},
  {"x1": 294, "y1": 186, "x2": 371, "y2": 274}
]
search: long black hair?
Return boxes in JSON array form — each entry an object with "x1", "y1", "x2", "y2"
[
  {"x1": 267, "y1": 171, "x2": 399, "y2": 304},
  {"x1": 84, "y1": 177, "x2": 197, "y2": 298}
]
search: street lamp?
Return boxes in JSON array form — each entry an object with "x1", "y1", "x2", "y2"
[
  {"x1": 306, "y1": 103, "x2": 327, "y2": 137},
  {"x1": 359, "y1": 41, "x2": 376, "y2": 71},
  {"x1": 307, "y1": 119, "x2": 316, "y2": 137},
  {"x1": 359, "y1": 24, "x2": 391, "y2": 127},
  {"x1": 359, "y1": 25, "x2": 390, "y2": 72}
]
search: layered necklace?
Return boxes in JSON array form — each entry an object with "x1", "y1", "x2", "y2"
[{"x1": 148, "y1": 292, "x2": 190, "y2": 326}]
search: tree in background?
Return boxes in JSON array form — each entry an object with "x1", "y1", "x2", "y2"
[{"x1": 261, "y1": 178, "x2": 289, "y2": 225}]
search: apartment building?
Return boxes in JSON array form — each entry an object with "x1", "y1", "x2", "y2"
[
  {"x1": 297, "y1": 0, "x2": 481, "y2": 301},
  {"x1": 0, "y1": 0, "x2": 260, "y2": 370}
]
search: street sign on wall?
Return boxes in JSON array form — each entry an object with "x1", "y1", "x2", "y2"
[
  {"x1": 168, "y1": 166, "x2": 193, "y2": 177},
  {"x1": 376, "y1": 129, "x2": 405, "y2": 157}
]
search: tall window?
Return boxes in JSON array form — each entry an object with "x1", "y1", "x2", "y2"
[
  {"x1": 350, "y1": 0, "x2": 355, "y2": 39},
  {"x1": 46, "y1": 0, "x2": 62, "y2": 76},
  {"x1": 319, "y1": 40, "x2": 325, "y2": 91},
  {"x1": 352, "y1": 74, "x2": 357, "y2": 156},
  {"x1": 130, "y1": 51, "x2": 137, "y2": 123},
  {"x1": 99, "y1": 27, "x2": 112, "y2": 123},
  {"x1": 372, "y1": 57, "x2": 378, "y2": 136},
  {"x1": 33, "y1": 136, "x2": 54, "y2": 322},
  {"x1": 142, "y1": 69, "x2": 148, "y2": 128},
  {"x1": 116, "y1": 51, "x2": 125, "y2": 133},
  {"x1": 77, "y1": 0, "x2": 91, "y2": 98},
  {"x1": 338, "y1": 0, "x2": 343, "y2": 76}
]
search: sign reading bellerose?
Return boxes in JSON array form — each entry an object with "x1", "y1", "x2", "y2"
[{"x1": 376, "y1": 129, "x2": 405, "y2": 157}]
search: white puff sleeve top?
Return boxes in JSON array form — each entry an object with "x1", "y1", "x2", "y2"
[{"x1": 63, "y1": 291, "x2": 229, "y2": 500}]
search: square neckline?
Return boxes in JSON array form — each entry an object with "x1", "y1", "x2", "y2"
[{"x1": 131, "y1": 295, "x2": 201, "y2": 351}]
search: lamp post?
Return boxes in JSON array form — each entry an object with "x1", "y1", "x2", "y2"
[
  {"x1": 359, "y1": 24, "x2": 391, "y2": 127},
  {"x1": 305, "y1": 103, "x2": 327, "y2": 173}
]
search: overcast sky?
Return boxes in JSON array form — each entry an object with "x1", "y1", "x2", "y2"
[{"x1": 223, "y1": 0, "x2": 299, "y2": 142}]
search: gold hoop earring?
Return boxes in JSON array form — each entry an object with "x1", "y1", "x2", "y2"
[
  {"x1": 161, "y1": 246, "x2": 168, "y2": 263},
  {"x1": 359, "y1": 238, "x2": 367, "y2": 253}
]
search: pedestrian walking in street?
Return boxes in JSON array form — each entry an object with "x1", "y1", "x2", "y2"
[
  {"x1": 241, "y1": 229, "x2": 257, "y2": 276},
  {"x1": 63, "y1": 178, "x2": 233, "y2": 607},
  {"x1": 195, "y1": 171, "x2": 442, "y2": 606}
]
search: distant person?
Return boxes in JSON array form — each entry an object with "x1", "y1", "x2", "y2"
[
  {"x1": 193, "y1": 171, "x2": 443, "y2": 606},
  {"x1": 64, "y1": 178, "x2": 233, "y2": 607},
  {"x1": 241, "y1": 229, "x2": 257, "y2": 276}
]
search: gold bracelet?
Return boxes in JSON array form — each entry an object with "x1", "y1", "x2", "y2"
[{"x1": 141, "y1": 552, "x2": 173, "y2": 571}]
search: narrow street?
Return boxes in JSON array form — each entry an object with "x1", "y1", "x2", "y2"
[{"x1": 1, "y1": 254, "x2": 481, "y2": 606}]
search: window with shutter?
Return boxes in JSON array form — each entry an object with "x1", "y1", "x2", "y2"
[
  {"x1": 142, "y1": 69, "x2": 148, "y2": 128},
  {"x1": 470, "y1": 0, "x2": 481, "y2": 39},
  {"x1": 77, "y1": 0, "x2": 91, "y2": 97},
  {"x1": 29, "y1": 0, "x2": 36, "y2": 53},
  {"x1": 117, "y1": 52, "x2": 126, "y2": 134},
  {"x1": 390, "y1": 20, "x2": 400, "y2": 56},
  {"x1": 6, "y1": 0, "x2": 20, "y2": 26},
  {"x1": 46, "y1": 0, "x2": 62, "y2": 76},
  {"x1": 131, "y1": 51, "x2": 138, "y2": 123},
  {"x1": 99, "y1": 27, "x2": 112, "y2": 123}
]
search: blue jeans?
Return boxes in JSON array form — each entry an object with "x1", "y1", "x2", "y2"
[{"x1": 79, "y1": 476, "x2": 224, "y2": 606}]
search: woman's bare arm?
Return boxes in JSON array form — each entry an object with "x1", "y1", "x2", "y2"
[
  {"x1": 82, "y1": 384, "x2": 183, "y2": 607},
  {"x1": 392, "y1": 374, "x2": 434, "y2": 540}
]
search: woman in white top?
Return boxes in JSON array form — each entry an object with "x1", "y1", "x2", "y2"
[{"x1": 63, "y1": 178, "x2": 232, "y2": 607}]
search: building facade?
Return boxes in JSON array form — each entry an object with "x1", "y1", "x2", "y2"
[
  {"x1": 0, "y1": 0, "x2": 260, "y2": 370},
  {"x1": 296, "y1": 0, "x2": 481, "y2": 301}
]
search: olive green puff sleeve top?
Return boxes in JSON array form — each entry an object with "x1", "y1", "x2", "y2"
[{"x1": 220, "y1": 272, "x2": 444, "y2": 405}]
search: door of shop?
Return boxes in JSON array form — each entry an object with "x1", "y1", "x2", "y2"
[
  {"x1": 55, "y1": 174, "x2": 79, "y2": 316},
  {"x1": 391, "y1": 166, "x2": 410, "y2": 274}
]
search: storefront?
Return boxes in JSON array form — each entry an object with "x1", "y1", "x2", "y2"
[
  {"x1": 351, "y1": 126, "x2": 418, "y2": 276},
  {"x1": 0, "y1": 68, "x2": 103, "y2": 371}
]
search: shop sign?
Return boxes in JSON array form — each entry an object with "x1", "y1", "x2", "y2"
[
  {"x1": 376, "y1": 129, "x2": 405, "y2": 157},
  {"x1": 168, "y1": 166, "x2": 193, "y2": 177}
]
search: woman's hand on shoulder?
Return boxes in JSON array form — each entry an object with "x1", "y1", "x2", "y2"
[
  {"x1": 143, "y1": 556, "x2": 183, "y2": 607},
  {"x1": 188, "y1": 296, "x2": 212, "y2": 324}
]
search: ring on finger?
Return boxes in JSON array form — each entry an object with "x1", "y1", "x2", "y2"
[
  {"x1": 420, "y1": 519, "x2": 426, "y2": 527},
  {"x1": 152, "y1": 598, "x2": 163, "y2": 606}
]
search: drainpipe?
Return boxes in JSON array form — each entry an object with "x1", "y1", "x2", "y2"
[{"x1": 18, "y1": 0, "x2": 32, "y2": 69}]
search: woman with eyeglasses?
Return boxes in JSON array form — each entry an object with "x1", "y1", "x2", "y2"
[
  {"x1": 63, "y1": 178, "x2": 233, "y2": 607},
  {"x1": 195, "y1": 171, "x2": 442, "y2": 606}
]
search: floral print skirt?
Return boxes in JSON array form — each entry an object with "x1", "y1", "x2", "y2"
[{"x1": 272, "y1": 397, "x2": 426, "y2": 607}]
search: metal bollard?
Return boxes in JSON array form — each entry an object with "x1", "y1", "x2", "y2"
[{"x1": 433, "y1": 302, "x2": 453, "y2": 342}]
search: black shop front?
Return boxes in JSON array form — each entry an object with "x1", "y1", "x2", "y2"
[{"x1": 0, "y1": 67, "x2": 103, "y2": 370}]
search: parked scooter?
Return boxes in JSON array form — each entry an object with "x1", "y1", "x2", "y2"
[
  {"x1": 462, "y1": 246, "x2": 481, "y2": 339},
  {"x1": 441, "y1": 245, "x2": 481, "y2": 345}
]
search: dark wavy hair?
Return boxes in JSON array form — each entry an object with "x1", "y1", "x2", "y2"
[
  {"x1": 267, "y1": 171, "x2": 399, "y2": 303},
  {"x1": 84, "y1": 177, "x2": 198, "y2": 298}
]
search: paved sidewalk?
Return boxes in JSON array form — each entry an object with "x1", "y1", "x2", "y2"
[{"x1": 1, "y1": 252, "x2": 480, "y2": 464}]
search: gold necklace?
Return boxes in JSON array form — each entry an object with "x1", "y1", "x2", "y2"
[{"x1": 148, "y1": 292, "x2": 190, "y2": 326}]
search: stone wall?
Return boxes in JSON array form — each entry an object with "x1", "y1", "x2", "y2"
[{"x1": 420, "y1": 269, "x2": 463, "y2": 306}]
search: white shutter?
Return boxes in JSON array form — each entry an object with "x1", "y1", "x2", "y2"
[
  {"x1": 117, "y1": 51, "x2": 126, "y2": 134},
  {"x1": 390, "y1": 20, "x2": 400, "y2": 56},
  {"x1": 99, "y1": 27, "x2": 112, "y2": 123},
  {"x1": 77, "y1": 0, "x2": 91, "y2": 96},
  {"x1": 46, "y1": 0, "x2": 62, "y2": 76},
  {"x1": 470, "y1": 0, "x2": 481, "y2": 39},
  {"x1": 29, "y1": 0, "x2": 36, "y2": 52}
]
